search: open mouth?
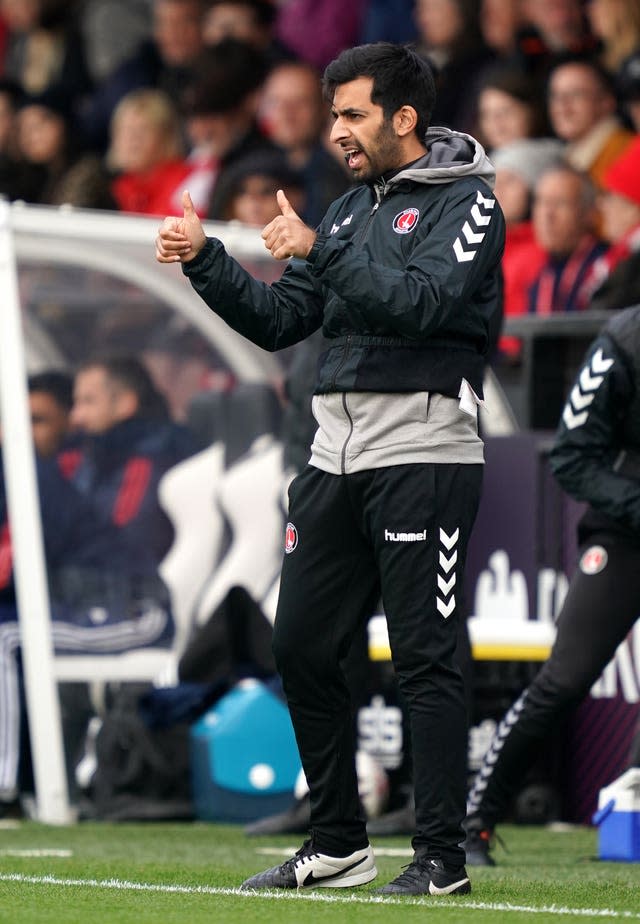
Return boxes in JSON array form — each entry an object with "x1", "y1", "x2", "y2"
[{"x1": 343, "y1": 147, "x2": 365, "y2": 170}]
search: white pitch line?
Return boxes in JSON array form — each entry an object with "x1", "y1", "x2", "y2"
[
  {"x1": 0, "y1": 850, "x2": 73, "y2": 858},
  {"x1": 0, "y1": 873, "x2": 638, "y2": 918}
]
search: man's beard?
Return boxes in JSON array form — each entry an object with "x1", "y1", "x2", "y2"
[{"x1": 348, "y1": 121, "x2": 402, "y2": 182}]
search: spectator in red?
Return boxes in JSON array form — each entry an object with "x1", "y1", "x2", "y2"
[
  {"x1": 490, "y1": 138, "x2": 564, "y2": 359},
  {"x1": 583, "y1": 137, "x2": 640, "y2": 312},
  {"x1": 528, "y1": 164, "x2": 607, "y2": 314},
  {"x1": 108, "y1": 88, "x2": 191, "y2": 217}
]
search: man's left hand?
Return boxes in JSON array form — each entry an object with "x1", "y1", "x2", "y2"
[{"x1": 262, "y1": 190, "x2": 317, "y2": 260}]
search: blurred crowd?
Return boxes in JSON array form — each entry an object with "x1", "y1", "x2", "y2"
[{"x1": 0, "y1": 0, "x2": 638, "y2": 363}]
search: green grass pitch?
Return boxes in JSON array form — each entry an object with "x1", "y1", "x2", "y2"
[{"x1": 0, "y1": 819, "x2": 638, "y2": 923}]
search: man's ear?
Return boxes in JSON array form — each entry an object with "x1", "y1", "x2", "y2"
[
  {"x1": 115, "y1": 388, "x2": 139, "y2": 421},
  {"x1": 394, "y1": 105, "x2": 419, "y2": 137}
]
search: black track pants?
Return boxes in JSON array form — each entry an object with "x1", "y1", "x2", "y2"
[
  {"x1": 467, "y1": 536, "x2": 640, "y2": 828},
  {"x1": 273, "y1": 462, "x2": 483, "y2": 866}
]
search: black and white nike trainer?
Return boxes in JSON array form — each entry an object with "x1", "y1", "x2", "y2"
[
  {"x1": 240, "y1": 839, "x2": 377, "y2": 890},
  {"x1": 378, "y1": 856, "x2": 471, "y2": 896}
]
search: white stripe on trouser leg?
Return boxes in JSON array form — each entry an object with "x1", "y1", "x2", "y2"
[
  {"x1": 49, "y1": 606, "x2": 168, "y2": 653},
  {"x1": 0, "y1": 606, "x2": 169, "y2": 794},
  {"x1": 466, "y1": 690, "x2": 527, "y2": 815}
]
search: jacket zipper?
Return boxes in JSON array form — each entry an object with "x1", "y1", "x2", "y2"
[
  {"x1": 340, "y1": 393, "x2": 354, "y2": 475},
  {"x1": 336, "y1": 187, "x2": 385, "y2": 473},
  {"x1": 355, "y1": 199, "x2": 380, "y2": 248},
  {"x1": 330, "y1": 192, "x2": 383, "y2": 390},
  {"x1": 329, "y1": 333, "x2": 353, "y2": 473}
]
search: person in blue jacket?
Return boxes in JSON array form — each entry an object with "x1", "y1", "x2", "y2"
[
  {"x1": 0, "y1": 357, "x2": 194, "y2": 815},
  {"x1": 157, "y1": 42, "x2": 505, "y2": 896},
  {"x1": 59, "y1": 355, "x2": 195, "y2": 566}
]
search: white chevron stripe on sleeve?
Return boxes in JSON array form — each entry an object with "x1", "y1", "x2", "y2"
[
  {"x1": 591, "y1": 347, "x2": 614, "y2": 375},
  {"x1": 569, "y1": 383, "x2": 595, "y2": 411},
  {"x1": 562, "y1": 404, "x2": 589, "y2": 430},
  {"x1": 476, "y1": 190, "x2": 496, "y2": 209},
  {"x1": 561, "y1": 347, "x2": 614, "y2": 430},
  {"x1": 462, "y1": 221, "x2": 485, "y2": 245},
  {"x1": 471, "y1": 203, "x2": 491, "y2": 226}
]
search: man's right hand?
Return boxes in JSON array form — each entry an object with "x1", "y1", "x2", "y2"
[{"x1": 156, "y1": 190, "x2": 207, "y2": 264}]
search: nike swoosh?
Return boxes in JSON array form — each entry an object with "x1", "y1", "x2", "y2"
[
  {"x1": 302, "y1": 855, "x2": 367, "y2": 886},
  {"x1": 428, "y1": 875, "x2": 470, "y2": 895}
]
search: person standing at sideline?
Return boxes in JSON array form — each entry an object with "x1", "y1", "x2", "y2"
[
  {"x1": 156, "y1": 42, "x2": 505, "y2": 896},
  {"x1": 465, "y1": 303, "x2": 640, "y2": 865}
]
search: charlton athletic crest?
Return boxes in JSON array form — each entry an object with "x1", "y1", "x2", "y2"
[
  {"x1": 285, "y1": 522, "x2": 298, "y2": 554},
  {"x1": 393, "y1": 207, "x2": 419, "y2": 234},
  {"x1": 579, "y1": 545, "x2": 608, "y2": 575}
]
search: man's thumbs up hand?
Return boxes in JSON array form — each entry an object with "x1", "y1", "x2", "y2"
[
  {"x1": 276, "y1": 188, "x2": 297, "y2": 218},
  {"x1": 182, "y1": 188, "x2": 197, "y2": 217},
  {"x1": 155, "y1": 189, "x2": 206, "y2": 264},
  {"x1": 262, "y1": 188, "x2": 316, "y2": 261}
]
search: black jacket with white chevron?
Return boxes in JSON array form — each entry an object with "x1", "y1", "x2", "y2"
[
  {"x1": 185, "y1": 126, "x2": 505, "y2": 401},
  {"x1": 549, "y1": 305, "x2": 640, "y2": 543}
]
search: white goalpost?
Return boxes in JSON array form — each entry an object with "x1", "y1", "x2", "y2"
[{"x1": 0, "y1": 200, "x2": 71, "y2": 823}]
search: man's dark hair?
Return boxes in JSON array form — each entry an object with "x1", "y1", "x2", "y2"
[
  {"x1": 28, "y1": 370, "x2": 73, "y2": 410},
  {"x1": 323, "y1": 43, "x2": 436, "y2": 141},
  {"x1": 78, "y1": 356, "x2": 169, "y2": 421}
]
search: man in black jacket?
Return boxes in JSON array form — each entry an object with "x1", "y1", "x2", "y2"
[
  {"x1": 157, "y1": 42, "x2": 505, "y2": 895},
  {"x1": 465, "y1": 305, "x2": 640, "y2": 865}
]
